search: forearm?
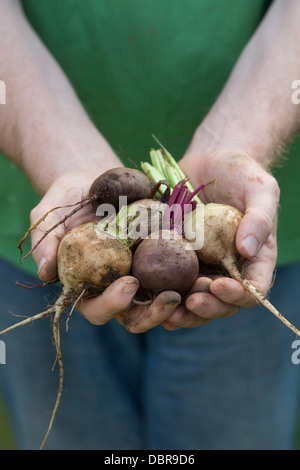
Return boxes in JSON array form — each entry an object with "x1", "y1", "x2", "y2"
[
  {"x1": 0, "y1": 0, "x2": 120, "y2": 195},
  {"x1": 186, "y1": 0, "x2": 300, "y2": 169}
]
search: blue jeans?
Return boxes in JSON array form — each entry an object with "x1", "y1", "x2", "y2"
[{"x1": 0, "y1": 257, "x2": 299, "y2": 450}]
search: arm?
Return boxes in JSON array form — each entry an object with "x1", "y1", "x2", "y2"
[
  {"x1": 0, "y1": 0, "x2": 121, "y2": 194},
  {"x1": 163, "y1": 0, "x2": 300, "y2": 329},
  {"x1": 0, "y1": 0, "x2": 120, "y2": 279},
  {"x1": 0, "y1": 0, "x2": 181, "y2": 331}
]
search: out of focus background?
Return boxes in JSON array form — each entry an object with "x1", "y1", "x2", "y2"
[
  {"x1": 0, "y1": 390, "x2": 299, "y2": 450},
  {"x1": 0, "y1": 394, "x2": 17, "y2": 449}
]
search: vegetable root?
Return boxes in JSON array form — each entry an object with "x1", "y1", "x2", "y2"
[
  {"x1": 1, "y1": 220, "x2": 133, "y2": 449},
  {"x1": 19, "y1": 196, "x2": 94, "y2": 260},
  {"x1": 185, "y1": 203, "x2": 300, "y2": 337},
  {"x1": 130, "y1": 179, "x2": 202, "y2": 296},
  {"x1": 0, "y1": 287, "x2": 89, "y2": 450},
  {"x1": 18, "y1": 168, "x2": 169, "y2": 261},
  {"x1": 142, "y1": 142, "x2": 300, "y2": 338},
  {"x1": 227, "y1": 263, "x2": 300, "y2": 337},
  {"x1": 0, "y1": 304, "x2": 56, "y2": 336},
  {"x1": 40, "y1": 295, "x2": 65, "y2": 450},
  {"x1": 39, "y1": 287, "x2": 85, "y2": 450},
  {"x1": 3, "y1": 140, "x2": 298, "y2": 452},
  {"x1": 0, "y1": 292, "x2": 68, "y2": 450}
]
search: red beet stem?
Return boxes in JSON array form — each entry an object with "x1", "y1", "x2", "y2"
[
  {"x1": 165, "y1": 179, "x2": 199, "y2": 230},
  {"x1": 22, "y1": 196, "x2": 96, "y2": 261},
  {"x1": 185, "y1": 184, "x2": 205, "y2": 204}
]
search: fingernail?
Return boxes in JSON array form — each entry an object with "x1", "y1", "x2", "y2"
[
  {"x1": 37, "y1": 257, "x2": 47, "y2": 275},
  {"x1": 189, "y1": 303, "x2": 205, "y2": 314},
  {"x1": 123, "y1": 280, "x2": 139, "y2": 295},
  {"x1": 163, "y1": 299, "x2": 180, "y2": 311},
  {"x1": 242, "y1": 235, "x2": 259, "y2": 257}
]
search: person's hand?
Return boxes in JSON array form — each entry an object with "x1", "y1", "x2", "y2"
[
  {"x1": 0, "y1": 0, "x2": 182, "y2": 333},
  {"x1": 161, "y1": 150, "x2": 279, "y2": 330},
  {"x1": 30, "y1": 169, "x2": 181, "y2": 333}
]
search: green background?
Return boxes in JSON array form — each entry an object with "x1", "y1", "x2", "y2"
[{"x1": 1, "y1": 0, "x2": 300, "y2": 450}]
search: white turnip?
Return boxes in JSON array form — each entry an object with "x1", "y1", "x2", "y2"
[
  {"x1": 142, "y1": 142, "x2": 300, "y2": 337},
  {"x1": 0, "y1": 221, "x2": 132, "y2": 449},
  {"x1": 184, "y1": 203, "x2": 300, "y2": 337}
]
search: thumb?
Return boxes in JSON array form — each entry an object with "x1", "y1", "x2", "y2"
[
  {"x1": 236, "y1": 178, "x2": 279, "y2": 259},
  {"x1": 31, "y1": 228, "x2": 62, "y2": 282},
  {"x1": 29, "y1": 208, "x2": 65, "y2": 282}
]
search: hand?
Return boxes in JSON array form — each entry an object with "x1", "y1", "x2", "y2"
[
  {"x1": 161, "y1": 150, "x2": 279, "y2": 330},
  {"x1": 30, "y1": 170, "x2": 181, "y2": 332}
]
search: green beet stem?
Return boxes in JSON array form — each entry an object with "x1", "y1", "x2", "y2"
[
  {"x1": 144, "y1": 139, "x2": 203, "y2": 205},
  {"x1": 140, "y1": 162, "x2": 165, "y2": 196},
  {"x1": 149, "y1": 149, "x2": 166, "y2": 179}
]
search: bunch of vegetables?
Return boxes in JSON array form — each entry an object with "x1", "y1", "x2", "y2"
[{"x1": 1, "y1": 139, "x2": 299, "y2": 449}]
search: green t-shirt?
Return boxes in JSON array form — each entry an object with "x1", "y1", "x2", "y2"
[{"x1": 0, "y1": 0, "x2": 299, "y2": 278}]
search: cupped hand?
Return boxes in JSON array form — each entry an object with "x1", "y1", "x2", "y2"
[
  {"x1": 29, "y1": 169, "x2": 181, "y2": 332},
  {"x1": 162, "y1": 150, "x2": 279, "y2": 330}
]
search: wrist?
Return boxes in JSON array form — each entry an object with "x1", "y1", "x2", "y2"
[
  {"x1": 184, "y1": 106, "x2": 278, "y2": 172},
  {"x1": 17, "y1": 116, "x2": 121, "y2": 195}
]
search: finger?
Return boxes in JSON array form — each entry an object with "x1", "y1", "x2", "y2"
[
  {"x1": 29, "y1": 207, "x2": 65, "y2": 281},
  {"x1": 186, "y1": 276, "x2": 212, "y2": 295},
  {"x1": 78, "y1": 276, "x2": 140, "y2": 325},
  {"x1": 185, "y1": 291, "x2": 240, "y2": 319},
  {"x1": 208, "y1": 276, "x2": 258, "y2": 308},
  {"x1": 29, "y1": 200, "x2": 96, "y2": 282},
  {"x1": 162, "y1": 304, "x2": 210, "y2": 330},
  {"x1": 116, "y1": 290, "x2": 181, "y2": 333},
  {"x1": 207, "y1": 225, "x2": 277, "y2": 309},
  {"x1": 236, "y1": 175, "x2": 279, "y2": 259},
  {"x1": 181, "y1": 276, "x2": 212, "y2": 304},
  {"x1": 241, "y1": 221, "x2": 278, "y2": 288}
]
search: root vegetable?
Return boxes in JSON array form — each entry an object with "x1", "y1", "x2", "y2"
[
  {"x1": 18, "y1": 167, "x2": 169, "y2": 260},
  {"x1": 0, "y1": 221, "x2": 132, "y2": 449},
  {"x1": 2, "y1": 141, "x2": 298, "y2": 451},
  {"x1": 123, "y1": 198, "x2": 168, "y2": 244},
  {"x1": 57, "y1": 222, "x2": 132, "y2": 295},
  {"x1": 184, "y1": 203, "x2": 300, "y2": 337},
  {"x1": 88, "y1": 167, "x2": 160, "y2": 210},
  {"x1": 132, "y1": 229, "x2": 199, "y2": 296},
  {"x1": 142, "y1": 142, "x2": 300, "y2": 337},
  {"x1": 131, "y1": 179, "x2": 200, "y2": 296},
  {"x1": 184, "y1": 203, "x2": 244, "y2": 268}
]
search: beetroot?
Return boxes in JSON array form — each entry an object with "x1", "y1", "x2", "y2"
[
  {"x1": 132, "y1": 229, "x2": 199, "y2": 296},
  {"x1": 18, "y1": 167, "x2": 169, "y2": 260}
]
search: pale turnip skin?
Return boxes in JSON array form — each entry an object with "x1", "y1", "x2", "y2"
[
  {"x1": 184, "y1": 203, "x2": 243, "y2": 272},
  {"x1": 57, "y1": 222, "x2": 132, "y2": 296},
  {"x1": 184, "y1": 203, "x2": 300, "y2": 337},
  {"x1": 132, "y1": 229, "x2": 199, "y2": 296},
  {"x1": 126, "y1": 198, "x2": 168, "y2": 243},
  {"x1": 4, "y1": 221, "x2": 133, "y2": 449}
]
